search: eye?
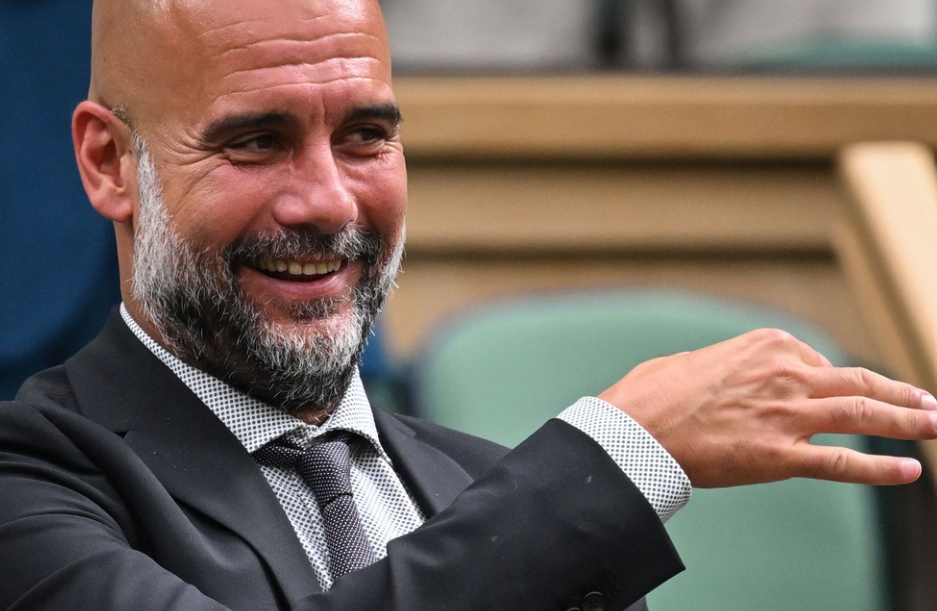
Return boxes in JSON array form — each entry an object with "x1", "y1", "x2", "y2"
[
  {"x1": 335, "y1": 124, "x2": 396, "y2": 157},
  {"x1": 223, "y1": 133, "x2": 286, "y2": 165},
  {"x1": 230, "y1": 133, "x2": 277, "y2": 151},
  {"x1": 347, "y1": 125, "x2": 387, "y2": 145}
]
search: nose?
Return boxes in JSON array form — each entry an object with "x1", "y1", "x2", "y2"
[{"x1": 270, "y1": 143, "x2": 358, "y2": 234}]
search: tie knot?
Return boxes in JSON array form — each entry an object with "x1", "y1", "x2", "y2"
[{"x1": 254, "y1": 433, "x2": 359, "y2": 508}]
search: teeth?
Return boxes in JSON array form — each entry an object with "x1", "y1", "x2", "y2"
[{"x1": 259, "y1": 258, "x2": 342, "y2": 276}]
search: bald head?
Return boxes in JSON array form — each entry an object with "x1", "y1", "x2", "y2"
[{"x1": 89, "y1": 0, "x2": 392, "y2": 136}]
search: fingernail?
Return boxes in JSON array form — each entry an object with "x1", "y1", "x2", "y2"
[
  {"x1": 923, "y1": 393, "x2": 937, "y2": 411},
  {"x1": 901, "y1": 459, "x2": 922, "y2": 480}
]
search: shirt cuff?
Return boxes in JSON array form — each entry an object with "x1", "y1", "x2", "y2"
[{"x1": 557, "y1": 396, "x2": 692, "y2": 524}]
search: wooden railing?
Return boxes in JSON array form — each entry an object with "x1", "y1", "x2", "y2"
[{"x1": 837, "y1": 142, "x2": 937, "y2": 474}]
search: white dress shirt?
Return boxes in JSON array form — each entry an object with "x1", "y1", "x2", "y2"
[{"x1": 120, "y1": 304, "x2": 690, "y2": 591}]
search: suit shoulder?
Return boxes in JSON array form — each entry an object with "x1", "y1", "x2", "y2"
[
  {"x1": 382, "y1": 412, "x2": 511, "y2": 474},
  {"x1": 14, "y1": 364, "x2": 80, "y2": 412}
]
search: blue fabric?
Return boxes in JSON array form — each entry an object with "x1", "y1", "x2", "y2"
[{"x1": 0, "y1": 0, "x2": 120, "y2": 399}]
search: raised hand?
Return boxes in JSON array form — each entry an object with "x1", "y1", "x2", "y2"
[{"x1": 598, "y1": 328, "x2": 937, "y2": 487}]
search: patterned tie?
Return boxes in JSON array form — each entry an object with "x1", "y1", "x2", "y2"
[{"x1": 254, "y1": 433, "x2": 377, "y2": 579}]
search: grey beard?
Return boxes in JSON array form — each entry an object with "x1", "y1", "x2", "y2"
[{"x1": 130, "y1": 136, "x2": 403, "y2": 413}]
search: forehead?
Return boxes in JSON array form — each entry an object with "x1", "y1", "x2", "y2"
[{"x1": 141, "y1": 0, "x2": 392, "y2": 128}]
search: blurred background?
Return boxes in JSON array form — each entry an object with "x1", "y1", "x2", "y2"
[
  {"x1": 4, "y1": 2, "x2": 937, "y2": 609},
  {"x1": 383, "y1": 0, "x2": 937, "y2": 73}
]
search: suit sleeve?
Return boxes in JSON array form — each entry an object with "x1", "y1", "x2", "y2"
[
  {"x1": 0, "y1": 403, "x2": 682, "y2": 611},
  {"x1": 314, "y1": 419, "x2": 683, "y2": 611}
]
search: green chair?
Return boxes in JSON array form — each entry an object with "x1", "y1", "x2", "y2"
[
  {"x1": 741, "y1": 39, "x2": 937, "y2": 73},
  {"x1": 408, "y1": 288, "x2": 889, "y2": 611}
]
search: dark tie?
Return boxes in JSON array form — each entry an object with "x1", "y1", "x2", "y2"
[{"x1": 254, "y1": 433, "x2": 377, "y2": 579}]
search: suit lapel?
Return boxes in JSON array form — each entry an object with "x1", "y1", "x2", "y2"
[
  {"x1": 66, "y1": 313, "x2": 321, "y2": 604},
  {"x1": 372, "y1": 409, "x2": 475, "y2": 517},
  {"x1": 67, "y1": 312, "x2": 482, "y2": 604}
]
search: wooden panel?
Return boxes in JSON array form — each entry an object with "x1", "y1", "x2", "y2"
[
  {"x1": 405, "y1": 162, "x2": 841, "y2": 253},
  {"x1": 395, "y1": 76, "x2": 937, "y2": 159}
]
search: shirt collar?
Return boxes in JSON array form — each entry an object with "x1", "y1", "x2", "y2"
[{"x1": 119, "y1": 303, "x2": 389, "y2": 460}]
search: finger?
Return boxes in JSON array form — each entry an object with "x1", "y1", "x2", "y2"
[
  {"x1": 803, "y1": 396, "x2": 937, "y2": 440},
  {"x1": 806, "y1": 365, "x2": 936, "y2": 410},
  {"x1": 796, "y1": 443, "x2": 922, "y2": 485}
]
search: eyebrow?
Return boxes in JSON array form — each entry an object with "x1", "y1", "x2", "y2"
[
  {"x1": 199, "y1": 112, "x2": 298, "y2": 146},
  {"x1": 344, "y1": 103, "x2": 403, "y2": 128},
  {"x1": 198, "y1": 103, "x2": 403, "y2": 146}
]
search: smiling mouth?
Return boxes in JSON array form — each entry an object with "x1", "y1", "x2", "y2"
[{"x1": 256, "y1": 257, "x2": 344, "y2": 281}]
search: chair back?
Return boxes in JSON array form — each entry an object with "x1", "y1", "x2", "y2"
[{"x1": 409, "y1": 288, "x2": 888, "y2": 611}]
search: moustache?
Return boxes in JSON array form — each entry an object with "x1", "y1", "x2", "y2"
[{"x1": 223, "y1": 228, "x2": 385, "y2": 269}]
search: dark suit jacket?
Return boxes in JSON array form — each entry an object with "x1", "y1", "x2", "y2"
[{"x1": 0, "y1": 312, "x2": 682, "y2": 610}]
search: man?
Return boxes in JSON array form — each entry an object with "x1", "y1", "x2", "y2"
[{"x1": 1, "y1": 0, "x2": 935, "y2": 610}]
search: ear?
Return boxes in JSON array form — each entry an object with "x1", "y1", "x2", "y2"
[{"x1": 73, "y1": 100, "x2": 136, "y2": 223}]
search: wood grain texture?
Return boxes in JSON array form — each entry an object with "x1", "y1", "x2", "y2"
[{"x1": 395, "y1": 76, "x2": 937, "y2": 159}]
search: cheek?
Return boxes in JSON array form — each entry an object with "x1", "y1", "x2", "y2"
[
  {"x1": 351, "y1": 156, "x2": 407, "y2": 245},
  {"x1": 161, "y1": 170, "x2": 277, "y2": 245}
]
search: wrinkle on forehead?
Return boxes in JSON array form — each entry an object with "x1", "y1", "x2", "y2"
[
  {"x1": 209, "y1": 33, "x2": 391, "y2": 121},
  {"x1": 198, "y1": 15, "x2": 336, "y2": 45},
  {"x1": 219, "y1": 65, "x2": 388, "y2": 101},
  {"x1": 186, "y1": 0, "x2": 386, "y2": 52},
  {"x1": 216, "y1": 31, "x2": 387, "y2": 75},
  {"x1": 215, "y1": 31, "x2": 386, "y2": 62},
  {"x1": 210, "y1": 75, "x2": 386, "y2": 110}
]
